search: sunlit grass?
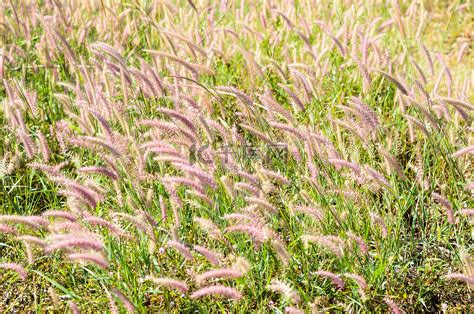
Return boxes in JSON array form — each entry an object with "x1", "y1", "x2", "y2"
[{"x1": 0, "y1": 0, "x2": 472, "y2": 312}]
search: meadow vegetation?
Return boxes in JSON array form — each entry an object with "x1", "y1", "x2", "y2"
[{"x1": 0, "y1": 0, "x2": 472, "y2": 312}]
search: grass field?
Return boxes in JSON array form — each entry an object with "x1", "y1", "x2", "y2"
[{"x1": 0, "y1": 0, "x2": 473, "y2": 312}]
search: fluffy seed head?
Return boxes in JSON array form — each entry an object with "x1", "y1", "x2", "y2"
[
  {"x1": 0, "y1": 262, "x2": 27, "y2": 280},
  {"x1": 190, "y1": 285, "x2": 242, "y2": 300}
]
